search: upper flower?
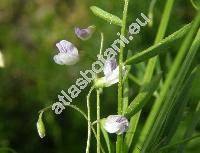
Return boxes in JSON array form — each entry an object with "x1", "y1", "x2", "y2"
[
  {"x1": 53, "y1": 40, "x2": 79, "y2": 65},
  {"x1": 95, "y1": 58, "x2": 126, "y2": 87},
  {"x1": 75, "y1": 25, "x2": 95, "y2": 40},
  {"x1": 104, "y1": 115, "x2": 129, "y2": 135}
]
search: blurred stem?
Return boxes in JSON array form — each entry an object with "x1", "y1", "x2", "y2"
[
  {"x1": 148, "y1": 0, "x2": 157, "y2": 27},
  {"x1": 177, "y1": 101, "x2": 200, "y2": 152},
  {"x1": 128, "y1": 73, "x2": 142, "y2": 86},
  {"x1": 133, "y1": 0, "x2": 175, "y2": 152},
  {"x1": 117, "y1": 0, "x2": 129, "y2": 152},
  {"x1": 96, "y1": 89, "x2": 101, "y2": 153},
  {"x1": 158, "y1": 134, "x2": 200, "y2": 151},
  {"x1": 0, "y1": 148, "x2": 17, "y2": 153},
  {"x1": 86, "y1": 86, "x2": 95, "y2": 153}
]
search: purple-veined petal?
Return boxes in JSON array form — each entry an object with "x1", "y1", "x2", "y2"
[{"x1": 75, "y1": 25, "x2": 95, "y2": 40}]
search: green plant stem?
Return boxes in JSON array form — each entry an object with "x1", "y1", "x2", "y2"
[
  {"x1": 96, "y1": 32, "x2": 104, "y2": 153},
  {"x1": 86, "y1": 86, "x2": 95, "y2": 153},
  {"x1": 39, "y1": 104, "x2": 106, "y2": 152},
  {"x1": 99, "y1": 32, "x2": 104, "y2": 55},
  {"x1": 118, "y1": 0, "x2": 129, "y2": 115},
  {"x1": 132, "y1": 0, "x2": 175, "y2": 152},
  {"x1": 143, "y1": 0, "x2": 175, "y2": 83},
  {"x1": 96, "y1": 89, "x2": 101, "y2": 153},
  {"x1": 117, "y1": 0, "x2": 129, "y2": 152}
]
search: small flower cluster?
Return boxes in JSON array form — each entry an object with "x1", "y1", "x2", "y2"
[
  {"x1": 52, "y1": 25, "x2": 129, "y2": 135},
  {"x1": 36, "y1": 9, "x2": 153, "y2": 147},
  {"x1": 51, "y1": 23, "x2": 129, "y2": 116},
  {"x1": 37, "y1": 23, "x2": 132, "y2": 138}
]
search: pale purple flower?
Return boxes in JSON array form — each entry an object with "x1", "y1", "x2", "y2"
[
  {"x1": 104, "y1": 115, "x2": 129, "y2": 135},
  {"x1": 53, "y1": 40, "x2": 79, "y2": 65},
  {"x1": 95, "y1": 58, "x2": 126, "y2": 87},
  {"x1": 75, "y1": 25, "x2": 95, "y2": 40},
  {"x1": 103, "y1": 59, "x2": 117, "y2": 77}
]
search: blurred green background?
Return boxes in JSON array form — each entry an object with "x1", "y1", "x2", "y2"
[{"x1": 0, "y1": 0, "x2": 199, "y2": 153}]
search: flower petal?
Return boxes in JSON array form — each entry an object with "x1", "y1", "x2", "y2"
[
  {"x1": 54, "y1": 40, "x2": 79, "y2": 65},
  {"x1": 104, "y1": 115, "x2": 129, "y2": 135},
  {"x1": 56, "y1": 40, "x2": 79, "y2": 56},
  {"x1": 75, "y1": 26, "x2": 95, "y2": 40},
  {"x1": 104, "y1": 65, "x2": 126, "y2": 87},
  {"x1": 53, "y1": 52, "x2": 79, "y2": 65},
  {"x1": 103, "y1": 59, "x2": 117, "y2": 77}
]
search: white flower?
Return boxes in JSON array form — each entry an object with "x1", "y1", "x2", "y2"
[
  {"x1": 75, "y1": 25, "x2": 95, "y2": 40},
  {"x1": 53, "y1": 40, "x2": 79, "y2": 65},
  {"x1": 104, "y1": 115, "x2": 129, "y2": 135},
  {"x1": 95, "y1": 59, "x2": 126, "y2": 87}
]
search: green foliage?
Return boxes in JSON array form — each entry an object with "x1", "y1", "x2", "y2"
[
  {"x1": 90, "y1": 6, "x2": 122, "y2": 26},
  {"x1": 126, "y1": 23, "x2": 191, "y2": 64},
  {"x1": 125, "y1": 73, "x2": 162, "y2": 118},
  {"x1": 191, "y1": 0, "x2": 200, "y2": 10}
]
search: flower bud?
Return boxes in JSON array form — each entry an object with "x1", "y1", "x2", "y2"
[
  {"x1": 0, "y1": 51, "x2": 5, "y2": 68},
  {"x1": 75, "y1": 25, "x2": 95, "y2": 40},
  {"x1": 36, "y1": 111, "x2": 46, "y2": 138},
  {"x1": 104, "y1": 115, "x2": 129, "y2": 135},
  {"x1": 53, "y1": 40, "x2": 79, "y2": 65}
]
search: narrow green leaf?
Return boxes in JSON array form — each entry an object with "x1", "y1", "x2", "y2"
[
  {"x1": 142, "y1": 10, "x2": 200, "y2": 152},
  {"x1": 100, "y1": 119, "x2": 113, "y2": 153},
  {"x1": 132, "y1": 0, "x2": 176, "y2": 152},
  {"x1": 124, "y1": 111, "x2": 141, "y2": 153},
  {"x1": 126, "y1": 23, "x2": 191, "y2": 64},
  {"x1": 122, "y1": 49, "x2": 132, "y2": 115},
  {"x1": 122, "y1": 74, "x2": 129, "y2": 115},
  {"x1": 90, "y1": 6, "x2": 122, "y2": 26},
  {"x1": 161, "y1": 66, "x2": 200, "y2": 145},
  {"x1": 177, "y1": 101, "x2": 200, "y2": 152},
  {"x1": 125, "y1": 73, "x2": 161, "y2": 118}
]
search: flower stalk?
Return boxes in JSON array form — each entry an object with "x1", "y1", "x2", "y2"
[
  {"x1": 86, "y1": 86, "x2": 95, "y2": 153},
  {"x1": 96, "y1": 89, "x2": 101, "y2": 153}
]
